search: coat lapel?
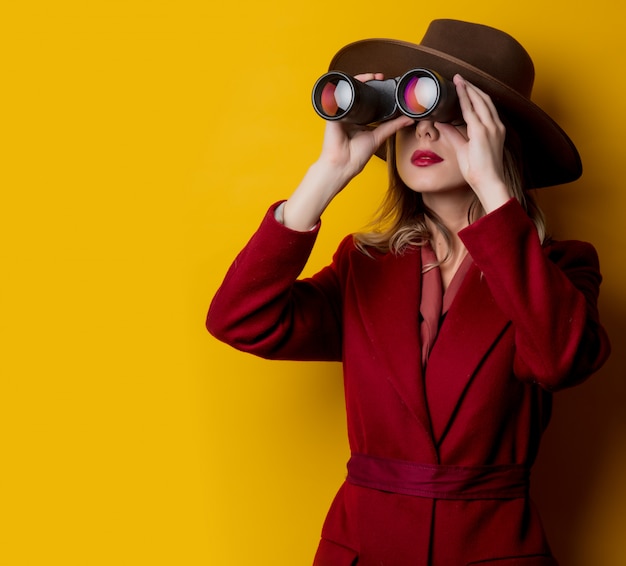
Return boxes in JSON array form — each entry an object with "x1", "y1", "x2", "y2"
[
  {"x1": 349, "y1": 248, "x2": 434, "y2": 440},
  {"x1": 425, "y1": 264, "x2": 511, "y2": 445},
  {"x1": 347, "y1": 248, "x2": 511, "y2": 451}
]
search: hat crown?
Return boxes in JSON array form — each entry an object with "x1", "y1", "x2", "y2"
[{"x1": 420, "y1": 20, "x2": 535, "y2": 98}]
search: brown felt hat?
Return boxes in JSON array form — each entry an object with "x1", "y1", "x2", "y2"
[{"x1": 328, "y1": 19, "x2": 582, "y2": 188}]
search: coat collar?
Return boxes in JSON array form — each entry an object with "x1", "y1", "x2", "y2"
[{"x1": 349, "y1": 245, "x2": 510, "y2": 447}]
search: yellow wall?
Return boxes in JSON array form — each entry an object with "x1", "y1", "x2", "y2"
[{"x1": 2, "y1": 1, "x2": 625, "y2": 564}]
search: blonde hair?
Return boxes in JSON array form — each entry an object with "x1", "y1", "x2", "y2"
[{"x1": 354, "y1": 130, "x2": 546, "y2": 258}]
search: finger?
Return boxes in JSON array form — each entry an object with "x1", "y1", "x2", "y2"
[
  {"x1": 370, "y1": 115, "x2": 415, "y2": 148},
  {"x1": 454, "y1": 75, "x2": 485, "y2": 120},
  {"x1": 436, "y1": 120, "x2": 469, "y2": 142},
  {"x1": 454, "y1": 75, "x2": 503, "y2": 128},
  {"x1": 354, "y1": 72, "x2": 385, "y2": 83},
  {"x1": 453, "y1": 75, "x2": 479, "y2": 126},
  {"x1": 467, "y1": 86, "x2": 503, "y2": 127}
]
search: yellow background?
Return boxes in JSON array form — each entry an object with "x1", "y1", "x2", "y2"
[{"x1": 2, "y1": 1, "x2": 625, "y2": 564}]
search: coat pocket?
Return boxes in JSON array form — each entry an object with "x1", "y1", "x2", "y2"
[
  {"x1": 313, "y1": 537, "x2": 359, "y2": 566},
  {"x1": 466, "y1": 555, "x2": 557, "y2": 566}
]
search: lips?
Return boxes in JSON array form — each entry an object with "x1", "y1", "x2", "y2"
[{"x1": 411, "y1": 150, "x2": 443, "y2": 167}]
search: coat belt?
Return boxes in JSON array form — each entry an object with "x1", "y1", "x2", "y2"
[{"x1": 347, "y1": 453, "x2": 529, "y2": 500}]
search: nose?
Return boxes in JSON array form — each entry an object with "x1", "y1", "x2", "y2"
[{"x1": 414, "y1": 120, "x2": 439, "y2": 140}]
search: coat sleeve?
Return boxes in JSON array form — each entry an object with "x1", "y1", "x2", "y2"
[
  {"x1": 206, "y1": 202, "x2": 347, "y2": 362},
  {"x1": 459, "y1": 198, "x2": 611, "y2": 391}
]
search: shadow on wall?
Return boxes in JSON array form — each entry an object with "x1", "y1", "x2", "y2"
[{"x1": 530, "y1": 188, "x2": 626, "y2": 565}]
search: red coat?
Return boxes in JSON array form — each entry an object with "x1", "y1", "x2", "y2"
[{"x1": 207, "y1": 199, "x2": 610, "y2": 566}]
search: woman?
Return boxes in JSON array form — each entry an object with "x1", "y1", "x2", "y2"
[{"x1": 207, "y1": 19, "x2": 611, "y2": 566}]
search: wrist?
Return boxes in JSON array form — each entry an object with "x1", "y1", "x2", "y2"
[
  {"x1": 475, "y1": 180, "x2": 511, "y2": 214},
  {"x1": 282, "y1": 161, "x2": 350, "y2": 231},
  {"x1": 308, "y1": 158, "x2": 354, "y2": 193}
]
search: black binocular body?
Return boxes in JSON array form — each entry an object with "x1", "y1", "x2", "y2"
[{"x1": 312, "y1": 68, "x2": 460, "y2": 125}]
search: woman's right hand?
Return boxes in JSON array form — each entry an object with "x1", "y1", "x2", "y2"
[
  {"x1": 318, "y1": 73, "x2": 413, "y2": 178},
  {"x1": 282, "y1": 73, "x2": 413, "y2": 231}
]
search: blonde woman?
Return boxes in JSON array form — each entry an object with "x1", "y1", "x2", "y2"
[{"x1": 207, "y1": 19, "x2": 610, "y2": 566}]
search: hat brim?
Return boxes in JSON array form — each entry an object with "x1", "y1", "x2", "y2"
[{"x1": 330, "y1": 39, "x2": 582, "y2": 188}]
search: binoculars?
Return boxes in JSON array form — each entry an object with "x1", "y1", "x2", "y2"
[{"x1": 312, "y1": 68, "x2": 460, "y2": 125}]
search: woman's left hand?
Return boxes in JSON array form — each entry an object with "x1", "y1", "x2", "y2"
[{"x1": 442, "y1": 74, "x2": 512, "y2": 213}]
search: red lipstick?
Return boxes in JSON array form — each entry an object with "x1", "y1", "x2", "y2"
[{"x1": 411, "y1": 150, "x2": 443, "y2": 167}]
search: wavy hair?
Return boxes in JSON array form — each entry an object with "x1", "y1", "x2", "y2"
[{"x1": 354, "y1": 128, "x2": 546, "y2": 259}]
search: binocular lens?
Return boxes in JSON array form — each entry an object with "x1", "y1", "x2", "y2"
[
  {"x1": 319, "y1": 79, "x2": 353, "y2": 118},
  {"x1": 312, "y1": 68, "x2": 459, "y2": 124},
  {"x1": 395, "y1": 69, "x2": 459, "y2": 122},
  {"x1": 400, "y1": 75, "x2": 438, "y2": 116},
  {"x1": 312, "y1": 72, "x2": 397, "y2": 123}
]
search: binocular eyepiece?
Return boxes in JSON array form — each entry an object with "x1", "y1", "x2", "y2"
[{"x1": 312, "y1": 68, "x2": 460, "y2": 125}]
